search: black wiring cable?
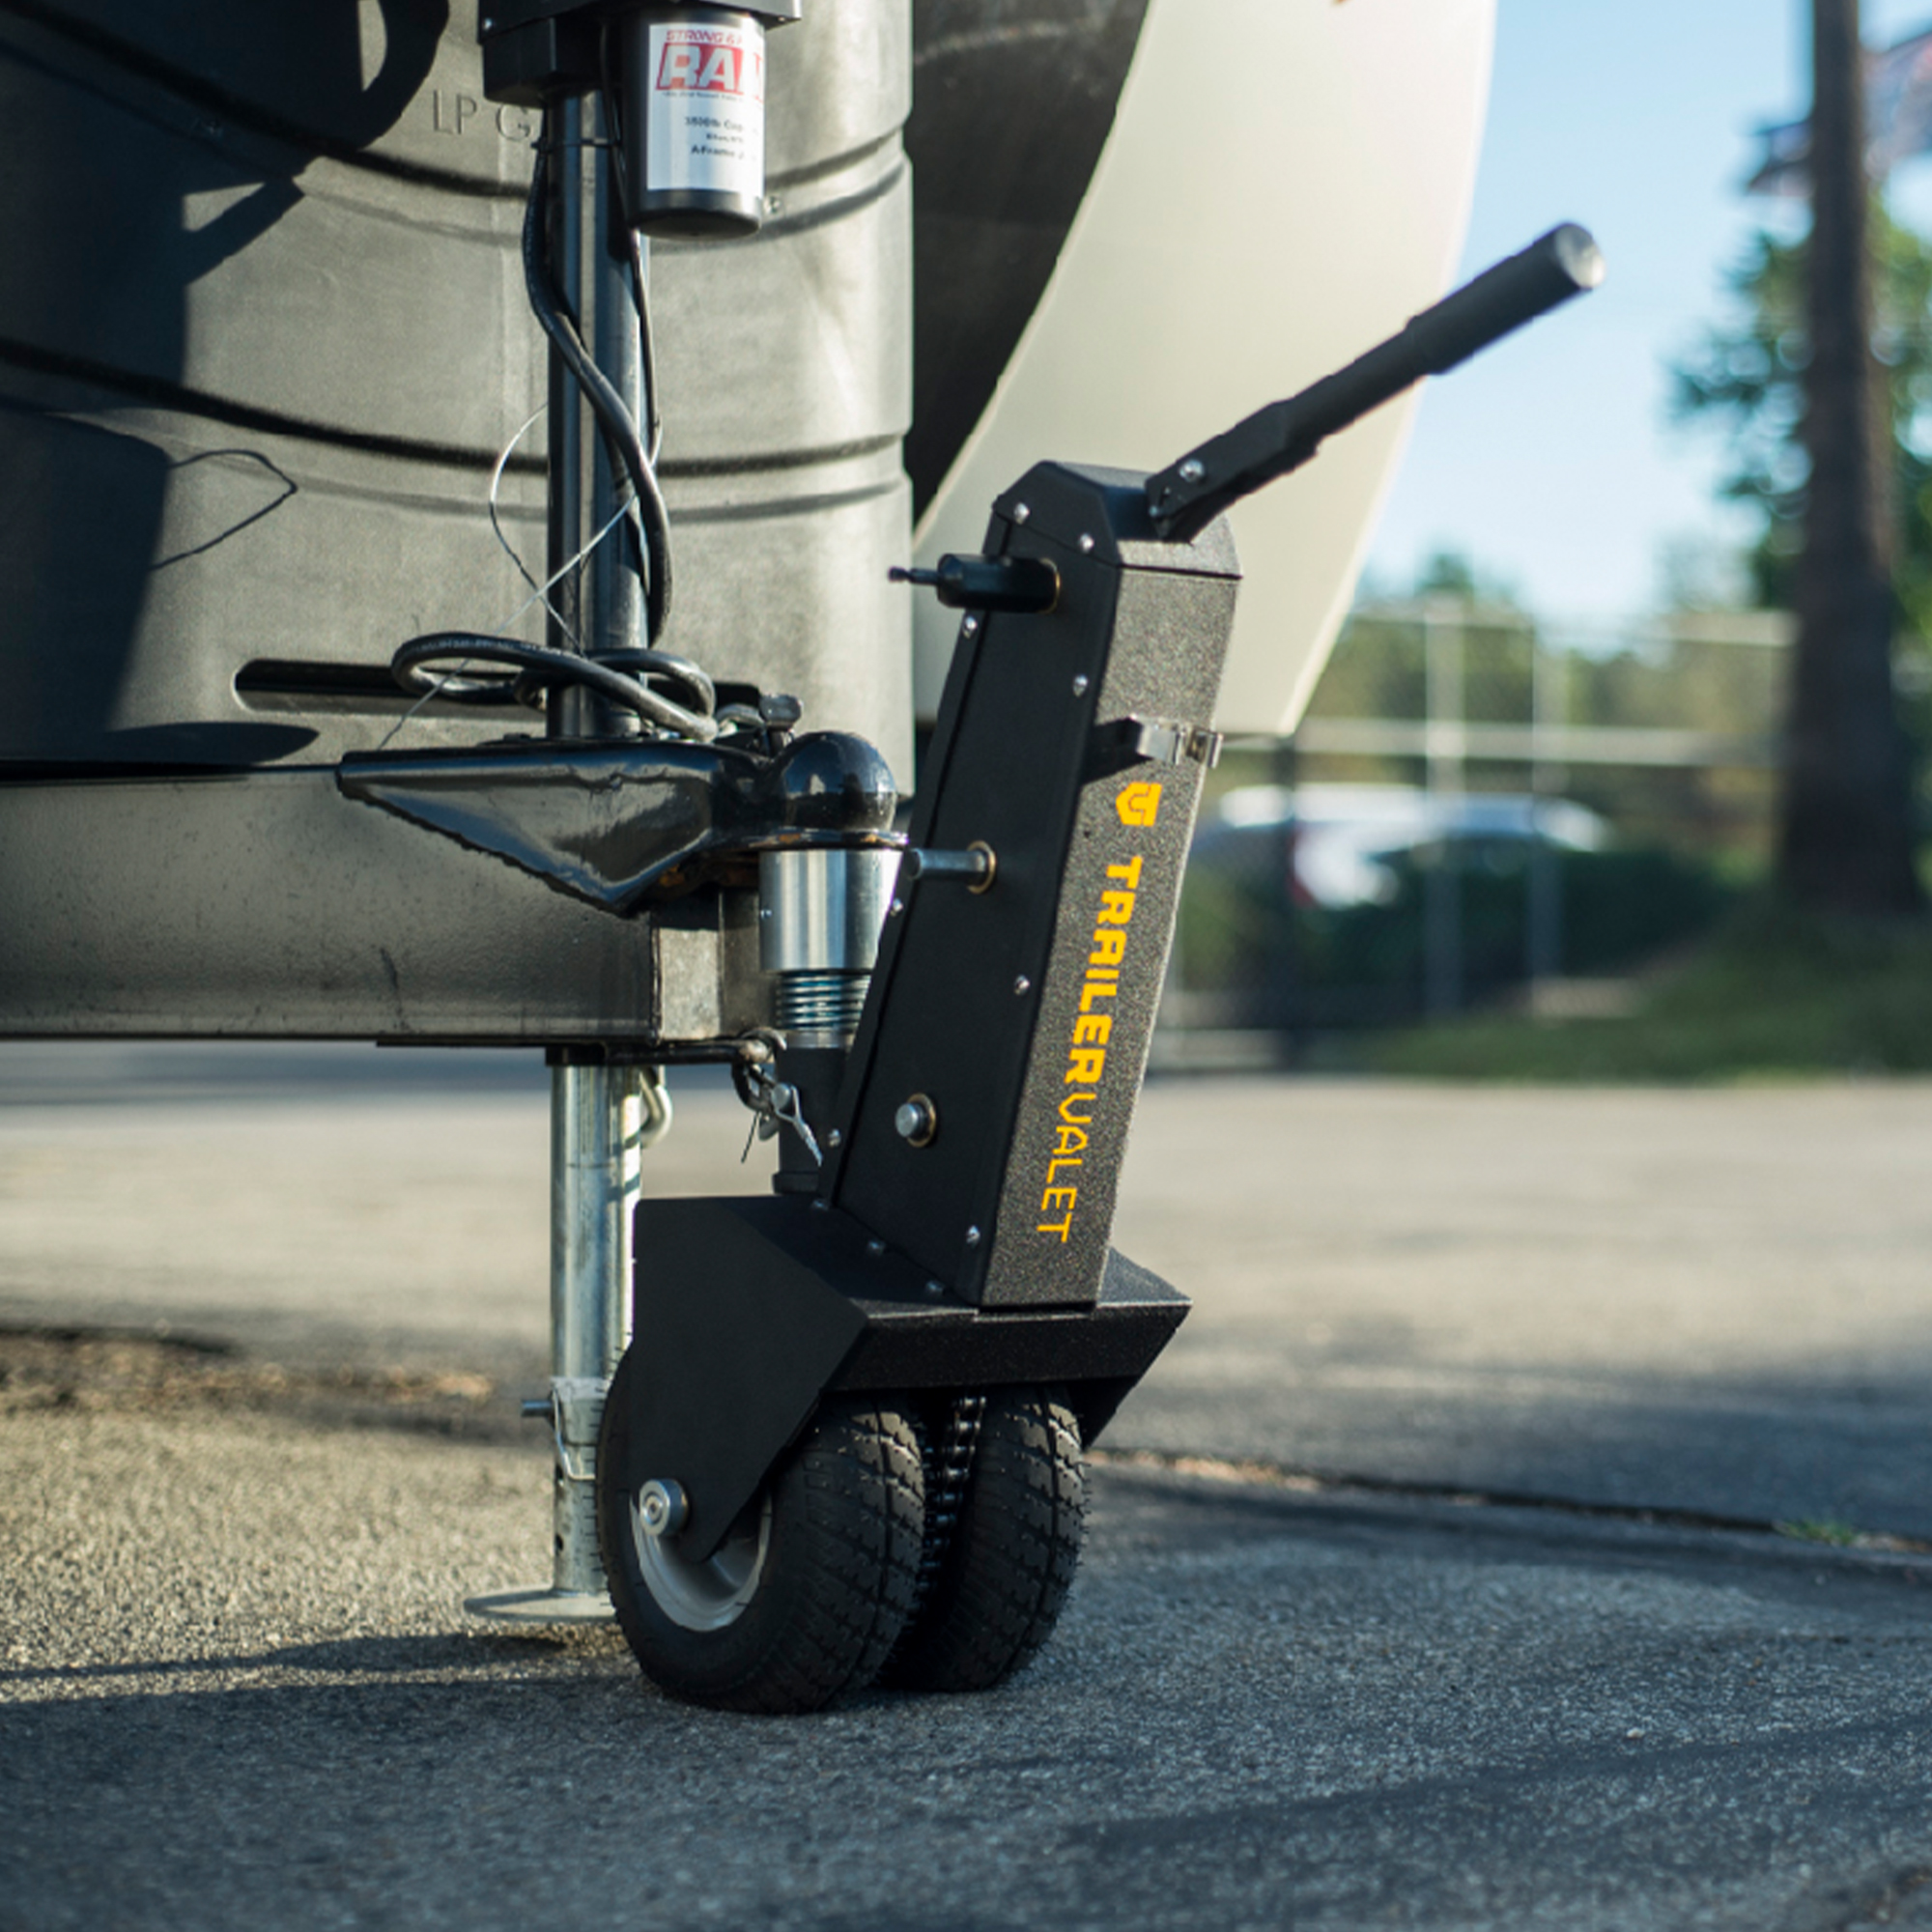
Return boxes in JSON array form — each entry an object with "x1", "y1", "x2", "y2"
[
  {"x1": 385, "y1": 105, "x2": 698, "y2": 746},
  {"x1": 596, "y1": 36, "x2": 664, "y2": 465},
  {"x1": 589, "y1": 647, "x2": 715, "y2": 716},
  {"x1": 393, "y1": 634, "x2": 715, "y2": 740},
  {"x1": 509, "y1": 644, "x2": 714, "y2": 720},
  {"x1": 524, "y1": 126, "x2": 673, "y2": 643}
]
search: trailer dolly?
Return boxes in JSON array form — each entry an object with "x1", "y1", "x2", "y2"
[{"x1": 0, "y1": 1, "x2": 1598, "y2": 1715}]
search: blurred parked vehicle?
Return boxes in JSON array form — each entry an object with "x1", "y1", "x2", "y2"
[{"x1": 1166, "y1": 782, "x2": 1733, "y2": 1036}]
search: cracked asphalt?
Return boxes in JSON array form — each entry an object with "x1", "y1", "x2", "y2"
[{"x1": 5, "y1": 1046, "x2": 1932, "y2": 1930}]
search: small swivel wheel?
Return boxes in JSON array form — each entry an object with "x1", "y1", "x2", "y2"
[
  {"x1": 882, "y1": 1385, "x2": 1086, "y2": 1694},
  {"x1": 596, "y1": 1351, "x2": 924, "y2": 1714}
]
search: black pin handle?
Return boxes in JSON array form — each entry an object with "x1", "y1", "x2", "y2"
[{"x1": 1147, "y1": 223, "x2": 1605, "y2": 544}]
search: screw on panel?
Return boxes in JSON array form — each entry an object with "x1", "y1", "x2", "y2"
[
  {"x1": 1072, "y1": 675, "x2": 1090, "y2": 696},
  {"x1": 889, "y1": 896, "x2": 904, "y2": 917},
  {"x1": 1078, "y1": 533, "x2": 1095, "y2": 554},
  {"x1": 1013, "y1": 976, "x2": 1031, "y2": 995},
  {"x1": 924, "y1": 1280, "x2": 946, "y2": 1299},
  {"x1": 1179, "y1": 458, "x2": 1207, "y2": 483},
  {"x1": 867, "y1": 1237, "x2": 886, "y2": 1257},
  {"x1": 826, "y1": 1128, "x2": 842, "y2": 1149},
  {"x1": 962, "y1": 615, "x2": 980, "y2": 636},
  {"x1": 1012, "y1": 503, "x2": 1031, "y2": 524},
  {"x1": 965, "y1": 1226, "x2": 981, "y2": 1248},
  {"x1": 895, "y1": 1094, "x2": 939, "y2": 1147}
]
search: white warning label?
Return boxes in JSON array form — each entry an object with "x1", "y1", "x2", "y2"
[{"x1": 646, "y1": 19, "x2": 765, "y2": 201}]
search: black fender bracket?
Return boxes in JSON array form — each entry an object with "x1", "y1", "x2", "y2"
[{"x1": 607, "y1": 1194, "x2": 1188, "y2": 1561}]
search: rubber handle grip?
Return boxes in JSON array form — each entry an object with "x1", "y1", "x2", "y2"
[{"x1": 1147, "y1": 224, "x2": 1605, "y2": 542}]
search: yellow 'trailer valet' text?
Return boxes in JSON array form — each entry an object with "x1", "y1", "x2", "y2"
[{"x1": 1037, "y1": 852, "x2": 1144, "y2": 1243}]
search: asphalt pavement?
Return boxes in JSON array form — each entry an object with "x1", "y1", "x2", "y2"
[{"x1": 5, "y1": 1047, "x2": 1932, "y2": 1930}]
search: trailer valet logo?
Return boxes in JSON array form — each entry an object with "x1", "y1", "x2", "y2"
[{"x1": 1035, "y1": 782, "x2": 1163, "y2": 1244}]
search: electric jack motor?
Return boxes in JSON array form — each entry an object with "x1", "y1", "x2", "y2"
[{"x1": 481, "y1": 0, "x2": 802, "y2": 235}]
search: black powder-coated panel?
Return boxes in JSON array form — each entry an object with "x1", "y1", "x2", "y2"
[
  {"x1": 825, "y1": 463, "x2": 1238, "y2": 1307},
  {"x1": 613, "y1": 1194, "x2": 1189, "y2": 1555},
  {"x1": 828, "y1": 510, "x2": 1122, "y2": 1296},
  {"x1": 623, "y1": 1197, "x2": 873, "y2": 1560}
]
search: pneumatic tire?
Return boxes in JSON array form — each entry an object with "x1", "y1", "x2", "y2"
[
  {"x1": 597, "y1": 1361, "x2": 925, "y2": 1715},
  {"x1": 880, "y1": 1386, "x2": 1086, "y2": 1694}
]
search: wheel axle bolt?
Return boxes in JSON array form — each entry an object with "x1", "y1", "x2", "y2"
[{"x1": 639, "y1": 1479, "x2": 689, "y2": 1539}]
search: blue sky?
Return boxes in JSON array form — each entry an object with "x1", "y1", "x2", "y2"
[{"x1": 1363, "y1": 0, "x2": 1932, "y2": 622}]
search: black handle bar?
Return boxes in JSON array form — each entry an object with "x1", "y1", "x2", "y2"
[{"x1": 1145, "y1": 223, "x2": 1605, "y2": 544}]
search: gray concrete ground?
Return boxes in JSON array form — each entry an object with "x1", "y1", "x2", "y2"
[{"x1": 5, "y1": 1048, "x2": 1932, "y2": 1929}]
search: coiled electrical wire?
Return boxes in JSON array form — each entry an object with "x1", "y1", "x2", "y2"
[
  {"x1": 392, "y1": 634, "x2": 716, "y2": 740},
  {"x1": 524, "y1": 126, "x2": 673, "y2": 643}
]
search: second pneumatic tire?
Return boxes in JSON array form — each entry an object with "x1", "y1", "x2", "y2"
[
  {"x1": 597, "y1": 1356, "x2": 925, "y2": 1715},
  {"x1": 880, "y1": 1386, "x2": 1086, "y2": 1694}
]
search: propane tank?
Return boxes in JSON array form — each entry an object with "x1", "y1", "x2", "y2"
[{"x1": 620, "y1": 1, "x2": 803, "y2": 238}]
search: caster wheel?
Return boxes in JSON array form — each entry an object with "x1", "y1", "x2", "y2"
[
  {"x1": 596, "y1": 1360, "x2": 924, "y2": 1714},
  {"x1": 881, "y1": 1386, "x2": 1086, "y2": 1694}
]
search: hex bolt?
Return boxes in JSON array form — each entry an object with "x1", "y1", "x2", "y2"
[
  {"x1": 639, "y1": 1479, "x2": 689, "y2": 1539},
  {"x1": 895, "y1": 1094, "x2": 939, "y2": 1147}
]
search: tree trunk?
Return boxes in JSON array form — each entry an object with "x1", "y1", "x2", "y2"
[{"x1": 1779, "y1": 0, "x2": 1922, "y2": 913}]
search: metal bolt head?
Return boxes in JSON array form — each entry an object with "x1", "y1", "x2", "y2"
[
  {"x1": 1078, "y1": 533, "x2": 1096, "y2": 554},
  {"x1": 895, "y1": 1094, "x2": 939, "y2": 1147},
  {"x1": 889, "y1": 896, "x2": 904, "y2": 918},
  {"x1": 826, "y1": 1128, "x2": 842, "y2": 1149},
  {"x1": 924, "y1": 1280, "x2": 946, "y2": 1299},
  {"x1": 1013, "y1": 976, "x2": 1031, "y2": 996},
  {"x1": 965, "y1": 1225, "x2": 981, "y2": 1248},
  {"x1": 1072, "y1": 674, "x2": 1091, "y2": 696},
  {"x1": 962, "y1": 615, "x2": 980, "y2": 637},
  {"x1": 639, "y1": 1479, "x2": 689, "y2": 1539},
  {"x1": 1179, "y1": 458, "x2": 1207, "y2": 484},
  {"x1": 867, "y1": 1237, "x2": 886, "y2": 1257},
  {"x1": 1012, "y1": 502, "x2": 1031, "y2": 524}
]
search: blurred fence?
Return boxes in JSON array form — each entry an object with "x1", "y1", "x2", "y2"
[{"x1": 1155, "y1": 598, "x2": 1794, "y2": 1061}]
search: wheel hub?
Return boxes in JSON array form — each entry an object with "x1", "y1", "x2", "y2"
[{"x1": 633, "y1": 1493, "x2": 771, "y2": 1632}]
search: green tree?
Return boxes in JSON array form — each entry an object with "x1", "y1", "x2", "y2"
[
  {"x1": 1673, "y1": 0, "x2": 1921, "y2": 914},
  {"x1": 1672, "y1": 208, "x2": 1932, "y2": 632}
]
